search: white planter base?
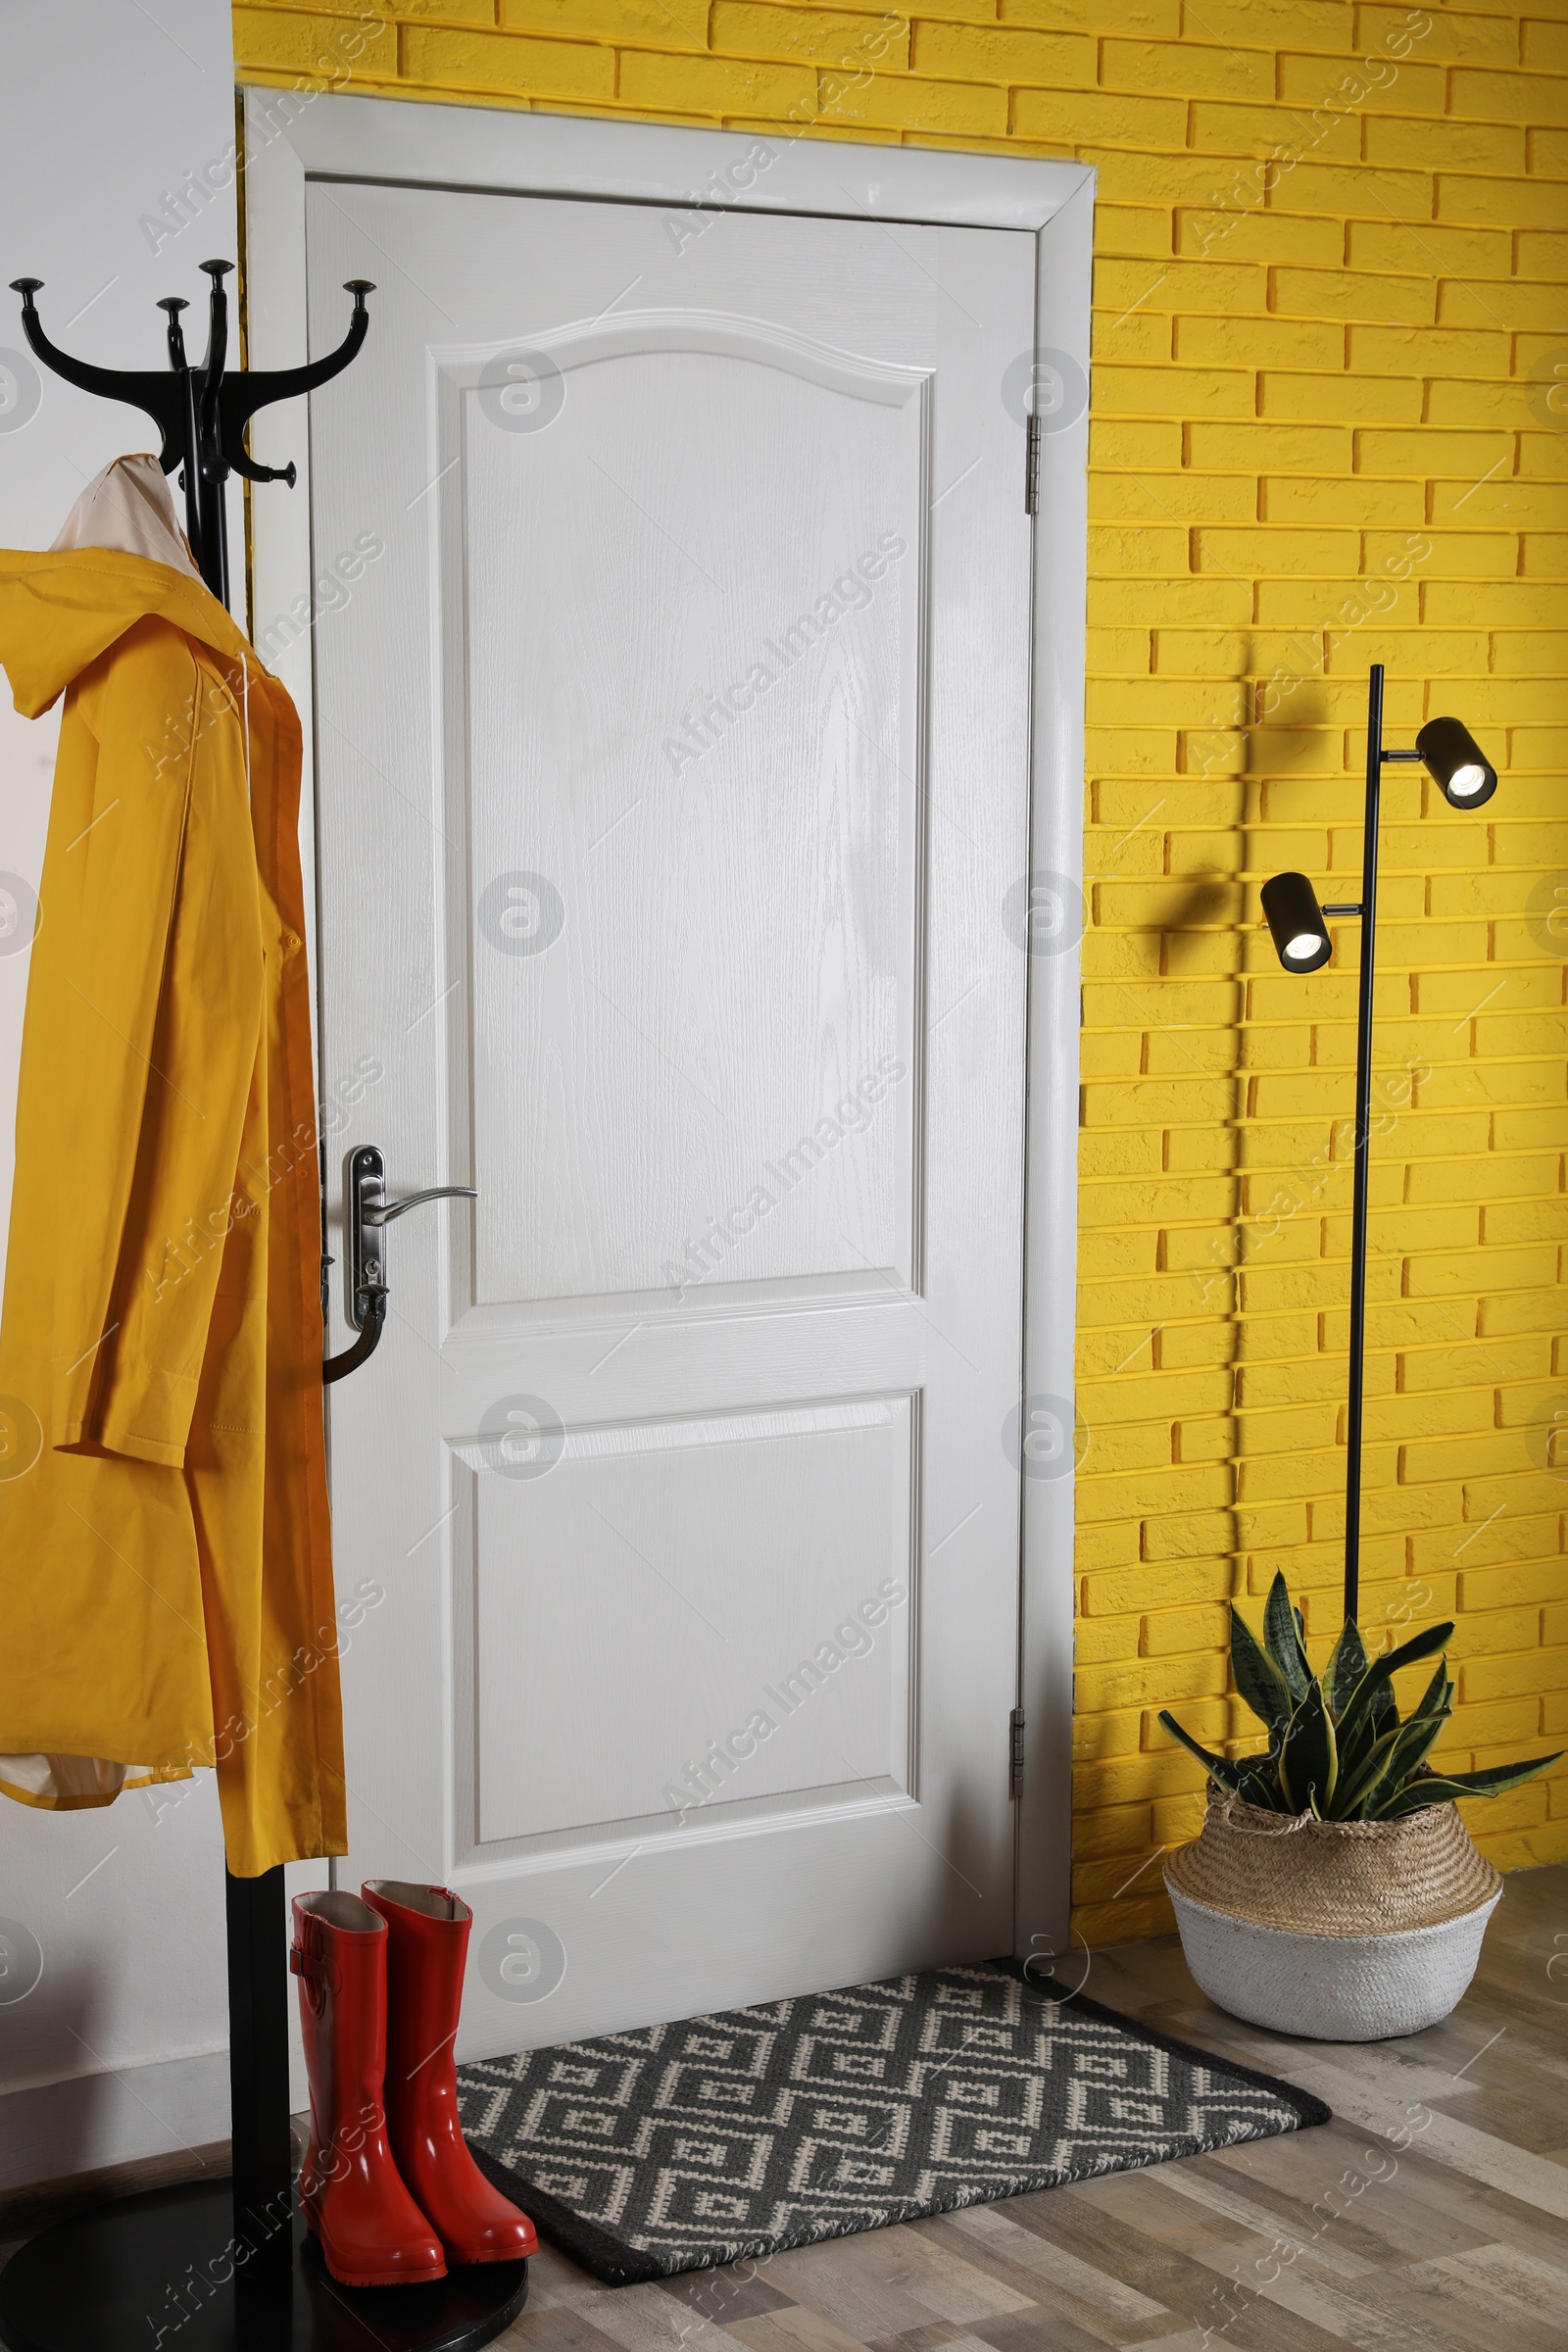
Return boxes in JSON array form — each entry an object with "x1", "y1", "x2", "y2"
[{"x1": 1167, "y1": 1884, "x2": 1502, "y2": 2040}]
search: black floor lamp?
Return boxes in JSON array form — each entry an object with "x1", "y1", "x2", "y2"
[{"x1": 1259, "y1": 663, "x2": 1498, "y2": 1629}]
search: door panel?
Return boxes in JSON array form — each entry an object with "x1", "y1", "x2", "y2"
[
  {"x1": 307, "y1": 177, "x2": 1036, "y2": 2053},
  {"x1": 446, "y1": 324, "x2": 925, "y2": 1309},
  {"x1": 468, "y1": 1395, "x2": 915, "y2": 1848}
]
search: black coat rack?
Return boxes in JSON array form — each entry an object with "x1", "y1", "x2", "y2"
[
  {"x1": 11, "y1": 260, "x2": 368, "y2": 606},
  {"x1": 0, "y1": 266, "x2": 526, "y2": 2352}
]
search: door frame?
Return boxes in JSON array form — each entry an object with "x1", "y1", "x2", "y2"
[{"x1": 240, "y1": 84, "x2": 1091, "y2": 1965}]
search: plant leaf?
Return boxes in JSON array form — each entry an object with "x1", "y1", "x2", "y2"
[
  {"x1": 1235, "y1": 1764, "x2": 1286, "y2": 1811},
  {"x1": 1382, "y1": 1627, "x2": 1457, "y2": 1684},
  {"x1": 1333, "y1": 1711, "x2": 1380, "y2": 1791},
  {"x1": 1325, "y1": 1619, "x2": 1370, "y2": 1720},
  {"x1": 1379, "y1": 1752, "x2": 1565, "y2": 1816},
  {"x1": 1263, "y1": 1572, "x2": 1312, "y2": 1702},
  {"x1": 1336, "y1": 1665, "x2": 1396, "y2": 1749},
  {"x1": 1155, "y1": 1710, "x2": 1242, "y2": 1788},
  {"x1": 1341, "y1": 1663, "x2": 1455, "y2": 1816},
  {"x1": 1379, "y1": 1784, "x2": 1453, "y2": 1816},
  {"x1": 1331, "y1": 1722, "x2": 1408, "y2": 1819},
  {"x1": 1372, "y1": 1619, "x2": 1455, "y2": 1684},
  {"x1": 1334, "y1": 1668, "x2": 1393, "y2": 1787},
  {"x1": 1360, "y1": 1710, "x2": 1451, "y2": 1816},
  {"x1": 1339, "y1": 1620, "x2": 1452, "y2": 1741},
  {"x1": 1230, "y1": 1603, "x2": 1296, "y2": 1732},
  {"x1": 1404, "y1": 1660, "x2": 1452, "y2": 1731},
  {"x1": 1278, "y1": 1680, "x2": 1337, "y2": 1815}
]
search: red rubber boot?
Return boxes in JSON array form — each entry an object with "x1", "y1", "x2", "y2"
[
  {"x1": 290, "y1": 1891, "x2": 448, "y2": 2286},
  {"x1": 361, "y1": 1881, "x2": 538, "y2": 2266}
]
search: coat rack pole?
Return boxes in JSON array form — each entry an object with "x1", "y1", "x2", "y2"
[
  {"x1": 171, "y1": 388, "x2": 294, "y2": 2277},
  {"x1": 224, "y1": 1872, "x2": 294, "y2": 2262}
]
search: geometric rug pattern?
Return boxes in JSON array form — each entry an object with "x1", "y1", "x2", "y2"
[{"x1": 456, "y1": 1961, "x2": 1330, "y2": 2283}]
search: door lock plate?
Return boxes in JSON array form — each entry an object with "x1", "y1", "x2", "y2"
[{"x1": 346, "y1": 1144, "x2": 386, "y2": 1331}]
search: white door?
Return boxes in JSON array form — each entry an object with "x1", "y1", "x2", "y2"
[{"x1": 305, "y1": 175, "x2": 1037, "y2": 2053}]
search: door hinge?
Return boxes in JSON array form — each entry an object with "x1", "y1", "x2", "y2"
[
  {"x1": 1008, "y1": 1706, "x2": 1026, "y2": 1798},
  {"x1": 1024, "y1": 413, "x2": 1041, "y2": 515}
]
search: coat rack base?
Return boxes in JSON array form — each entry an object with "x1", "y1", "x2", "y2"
[{"x1": 0, "y1": 2178, "x2": 529, "y2": 2352}]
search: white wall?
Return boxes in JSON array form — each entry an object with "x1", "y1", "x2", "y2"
[{"x1": 0, "y1": 0, "x2": 240, "y2": 2191}]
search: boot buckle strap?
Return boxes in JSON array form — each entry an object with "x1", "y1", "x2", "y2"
[{"x1": 290, "y1": 1934, "x2": 334, "y2": 2013}]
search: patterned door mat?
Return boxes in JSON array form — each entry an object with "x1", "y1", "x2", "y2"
[{"x1": 456, "y1": 1960, "x2": 1329, "y2": 2283}]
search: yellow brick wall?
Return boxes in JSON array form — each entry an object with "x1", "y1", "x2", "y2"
[{"x1": 235, "y1": 0, "x2": 1568, "y2": 1944}]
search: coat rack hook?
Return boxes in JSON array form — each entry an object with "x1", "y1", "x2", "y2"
[
  {"x1": 216, "y1": 277, "x2": 373, "y2": 492},
  {"x1": 196, "y1": 266, "x2": 228, "y2": 478},
  {"x1": 10, "y1": 274, "x2": 186, "y2": 472},
  {"x1": 156, "y1": 296, "x2": 189, "y2": 372}
]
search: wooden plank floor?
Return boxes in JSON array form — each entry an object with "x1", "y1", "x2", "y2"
[
  {"x1": 504, "y1": 1864, "x2": 1568, "y2": 2352},
  {"x1": 2, "y1": 1867, "x2": 1562, "y2": 2347}
]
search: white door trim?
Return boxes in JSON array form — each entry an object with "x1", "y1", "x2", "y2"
[{"x1": 241, "y1": 86, "x2": 1089, "y2": 1964}]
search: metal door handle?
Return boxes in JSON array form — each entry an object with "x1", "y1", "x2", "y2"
[
  {"x1": 321, "y1": 1145, "x2": 476, "y2": 1384},
  {"x1": 365, "y1": 1186, "x2": 477, "y2": 1228}
]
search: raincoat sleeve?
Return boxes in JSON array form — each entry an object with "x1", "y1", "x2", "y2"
[{"x1": 52, "y1": 617, "x2": 266, "y2": 1467}]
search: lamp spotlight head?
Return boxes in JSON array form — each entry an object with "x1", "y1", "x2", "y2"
[
  {"x1": 1261, "y1": 871, "x2": 1333, "y2": 974},
  {"x1": 1416, "y1": 714, "x2": 1497, "y2": 810}
]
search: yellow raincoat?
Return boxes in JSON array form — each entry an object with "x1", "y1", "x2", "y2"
[{"x1": 0, "y1": 550, "x2": 345, "y2": 1874}]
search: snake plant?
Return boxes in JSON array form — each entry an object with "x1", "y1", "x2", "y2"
[{"x1": 1158, "y1": 1571, "x2": 1563, "y2": 1821}]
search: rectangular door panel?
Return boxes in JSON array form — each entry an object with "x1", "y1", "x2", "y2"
[
  {"x1": 444, "y1": 333, "x2": 925, "y2": 1311},
  {"x1": 466, "y1": 1395, "x2": 915, "y2": 1849}
]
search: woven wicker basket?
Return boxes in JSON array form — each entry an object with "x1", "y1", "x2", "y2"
[{"x1": 1163, "y1": 1786, "x2": 1502, "y2": 2040}]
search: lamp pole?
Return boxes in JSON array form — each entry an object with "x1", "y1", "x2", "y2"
[
  {"x1": 1335, "y1": 662, "x2": 1429, "y2": 1618},
  {"x1": 1343, "y1": 666, "x2": 1385, "y2": 1624},
  {"x1": 1330, "y1": 666, "x2": 1427, "y2": 1624}
]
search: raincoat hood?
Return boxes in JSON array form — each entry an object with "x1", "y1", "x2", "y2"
[{"x1": 0, "y1": 547, "x2": 261, "y2": 720}]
